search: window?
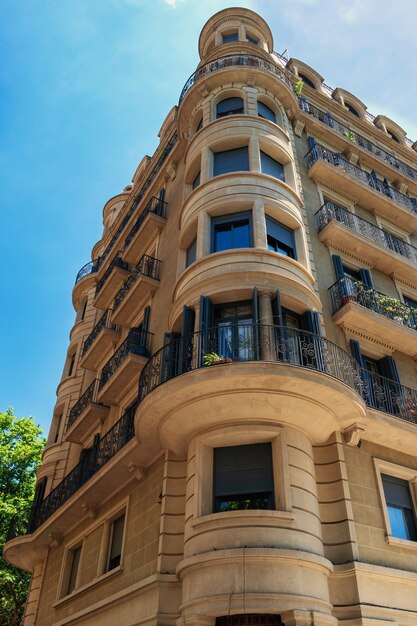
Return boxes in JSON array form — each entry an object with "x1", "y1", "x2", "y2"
[
  {"x1": 222, "y1": 32, "x2": 238, "y2": 43},
  {"x1": 213, "y1": 147, "x2": 249, "y2": 177},
  {"x1": 257, "y1": 101, "x2": 276, "y2": 123},
  {"x1": 213, "y1": 443, "x2": 274, "y2": 512},
  {"x1": 381, "y1": 475, "x2": 417, "y2": 541},
  {"x1": 107, "y1": 514, "x2": 125, "y2": 571},
  {"x1": 216, "y1": 97, "x2": 244, "y2": 118},
  {"x1": 215, "y1": 300, "x2": 253, "y2": 361},
  {"x1": 196, "y1": 117, "x2": 203, "y2": 132},
  {"x1": 66, "y1": 545, "x2": 82, "y2": 595},
  {"x1": 342, "y1": 264, "x2": 361, "y2": 282},
  {"x1": 246, "y1": 34, "x2": 259, "y2": 45},
  {"x1": 266, "y1": 217, "x2": 296, "y2": 258},
  {"x1": 186, "y1": 238, "x2": 197, "y2": 267},
  {"x1": 67, "y1": 353, "x2": 76, "y2": 377},
  {"x1": 298, "y1": 73, "x2": 315, "y2": 89},
  {"x1": 80, "y1": 300, "x2": 88, "y2": 321},
  {"x1": 192, "y1": 171, "x2": 201, "y2": 190},
  {"x1": 260, "y1": 151, "x2": 285, "y2": 181},
  {"x1": 345, "y1": 102, "x2": 360, "y2": 117},
  {"x1": 403, "y1": 295, "x2": 417, "y2": 310},
  {"x1": 387, "y1": 130, "x2": 400, "y2": 143},
  {"x1": 212, "y1": 212, "x2": 252, "y2": 253},
  {"x1": 53, "y1": 413, "x2": 63, "y2": 444}
]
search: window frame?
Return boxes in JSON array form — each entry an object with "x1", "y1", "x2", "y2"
[
  {"x1": 257, "y1": 101, "x2": 276, "y2": 124},
  {"x1": 260, "y1": 150, "x2": 285, "y2": 181},
  {"x1": 106, "y1": 512, "x2": 126, "y2": 572},
  {"x1": 60, "y1": 541, "x2": 84, "y2": 598},
  {"x1": 216, "y1": 96, "x2": 244, "y2": 119},
  {"x1": 374, "y1": 458, "x2": 417, "y2": 550},
  {"x1": 211, "y1": 210, "x2": 253, "y2": 253},
  {"x1": 213, "y1": 146, "x2": 250, "y2": 177},
  {"x1": 186, "y1": 237, "x2": 197, "y2": 267},
  {"x1": 265, "y1": 216, "x2": 296, "y2": 259},
  {"x1": 222, "y1": 31, "x2": 239, "y2": 44}
]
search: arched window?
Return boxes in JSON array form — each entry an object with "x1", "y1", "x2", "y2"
[
  {"x1": 257, "y1": 101, "x2": 276, "y2": 123},
  {"x1": 345, "y1": 102, "x2": 360, "y2": 117},
  {"x1": 298, "y1": 73, "x2": 316, "y2": 89},
  {"x1": 216, "y1": 97, "x2": 244, "y2": 119},
  {"x1": 387, "y1": 130, "x2": 400, "y2": 143}
]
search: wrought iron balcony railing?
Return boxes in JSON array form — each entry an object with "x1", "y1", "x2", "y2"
[
  {"x1": 300, "y1": 98, "x2": 417, "y2": 183},
  {"x1": 139, "y1": 323, "x2": 363, "y2": 401},
  {"x1": 329, "y1": 277, "x2": 417, "y2": 330},
  {"x1": 28, "y1": 404, "x2": 136, "y2": 532},
  {"x1": 65, "y1": 379, "x2": 109, "y2": 432},
  {"x1": 95, "y1": 252, "x2": 129, "y2": 296},
  {"x1": 179, "y1": 54, "x2": 294, "y2": 104},
  {"x1": 125, "y1": 196, "x2": 167, "y2": 249},
  {"x1": 362, "y1": 369, "x2": 417, "y2": 423},
  {"x1": 82, "y1": 309, "x2": 119, "y2": 356},
  {"x1": 113, "y1": 255, "x2": 161, "y2": 312},
  {"x1": 316, "y1": 202, "x2": 417, "y2": 264},
  {"x1": 306, "y1": 145, "x2": 417, "y2": 216},
  {"x1": 75, "y1": 259, "x2": 98, "y2": 285},
  {"x1": 99, "y1": 328, "x2": 152, "y2": 390}
]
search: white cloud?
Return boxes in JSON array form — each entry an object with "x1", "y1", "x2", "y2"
[{"x1": 164, "y1": 0, "x2": 185, "y2": 7}]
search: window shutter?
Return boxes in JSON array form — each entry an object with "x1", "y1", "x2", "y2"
[
  {"x1": 266, "y1": 217, "x2": 295, "y2": 249},
  {"x1": 359, "y1": 269, "x2": 374, "y2": 288},
  {"x1": 160, "y1": 331, "x2": 180, "y2": 382},
  {"x1": 199, "y1": 296, "x2": 215, "y2": 360},
  {"x1": 332, "y1": 254, "x2": 345, "y2": 280},
  {"x1": 271, "y1": 290, "x2": 283, "y2": 326},
  {"x1": 302, "y1": 311, "x2": 321, "y2": 335},
  {"x1": 181, "y1": 306, "x2": 195, "y2": 337},
  {"x1": 378, "y1": 356, "x2": 401, "y2": 384},
  {"x1": 260, "y1": 151, "x2": 285, "y2": 181},
  {"x1": 179, "y1": 306, "x2": 195, "y2": 374},
  {"x1": 213, "y1": 442, "x2": 274, "y2": 501},
  {"x1": 142, "y1": 306, "x2": 151, "y2": 333},
  {"x1": 350, "y1": 339, "x2": 366, "y2": 370},
  {"x1": 213, "y1": 147, "x2": 249, "y2": 176},
  {"x1": 307, "y1": 136, "x2": 316, "y2": 150}
]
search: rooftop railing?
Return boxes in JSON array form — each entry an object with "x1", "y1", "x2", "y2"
[
  {"x1": 300, "y1": 98, "x2": 417, "y2": 182},
  {"x1": 65, "y1": 379, "x2": 108, "y2": 432},
  {"x1": 179, "y1": 54, "x2": 294, "y2": 104},
  {"x1": 329, "y1": 276, "x2": 417, "y2": 330},
  {"x1": 28, "y1": 404, "x2": 136, "y2": 532},
  {"x1": 113, "y1": 255, "x2": 161, "y2": 312},
  {"x1": 316, "y1": 202, "x2": 417, "y2": 265},
  {"x1": 306, "y1": 144, "x2": 417, "y2": 216},
  {"x1": 99, "y1": 328, "x2": 152, "y2": 391}
]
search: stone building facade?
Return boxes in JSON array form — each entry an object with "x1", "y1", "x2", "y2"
[{"x1": 4, "y1": 7, "x2": 417, "y2": 626}]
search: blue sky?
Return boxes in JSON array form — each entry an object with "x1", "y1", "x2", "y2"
[{"x1": 1, "y1": 0, "x2": 416, "y2": 435}]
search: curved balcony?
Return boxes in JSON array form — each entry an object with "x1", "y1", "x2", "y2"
[
  {"x1": 72, "y1": 260, "x2": 98, "y2": 306},
  {"x1": 171, "y1": 249, "x2": 319, "y2": 329},
  {"x1": 306, "y1": 145, "x2": 417, "y2": 232},
  {"x1": 299, "y1": 98, "x2": 417, "y2": 188},
  {"x1": 329, "y1": 277, "x2": 417, "y2": 357},
  {"x1": 80, "y1": 309, "x2": 120, "y2": 370},
  {"x1": 64, "y1": 379, "x2": 109, "y2": 444},
  {"x1": 180, "y1": 172, "x2": 303, "y2": 237},
  {"x1": 136, "y1": 324, "x2": 366, "y2": 456},
  {"x1": 317, "y1": 202, "x2": 417, "y2": 283}
]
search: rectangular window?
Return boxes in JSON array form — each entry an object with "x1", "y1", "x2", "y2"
[
  {"x1": 213, "y1": 442, "x2": 274, "y2": 513},
  {"x1": 260, "y1": 151, "x2": 285, "y2": 181},
  {"x1": 53, "y1": 414, "x2": 63, "y2": 444},
  {"x1": 212, "y1": 212, "x2": 252, "y2": 253},
  {"x1": 67, "y1": 353, "x2": 76, "y2": 377},
  {"x1": 213, "y1": 147, "x2": 249, "y2": 177},
  {"x1": 107, "y1": 514, "x2": 125, "y2": 571},
  {"x1": 222, "y1": 32, "x2": 238, "y2": 43},
  {"x1": 67, "y1": 545, "x2": 82, "y2": 595},
  {"x1": 381, "y1": 474, "x2": 417, "y2": 541},
  {"x1": 192, "y1": 171, "x2": 201, "y2": 190},
  {"x1": 246, "y1": 34, "x2": 259, "y2": 45},
  {"x1": 266, "y1": 217, "x2": 296, "y2": 258},
  {"x1": 186, "y1": 238, "x2": 197, "y2": 267}
]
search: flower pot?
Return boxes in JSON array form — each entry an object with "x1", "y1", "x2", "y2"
[{"x1": 341, "y1": 295, "x2": 357, "y2": 305}]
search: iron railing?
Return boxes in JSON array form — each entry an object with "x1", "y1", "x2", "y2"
[
  {"x1": 99, "y1": 328, "x2": 152, "y2": 391},
  {"x1": 362, "y1": 369, "x2": 417, "y2": 423},
  {"x1": 329, "y1": 277, "x2": 417, "y2": 330},
  {"x1": 28, "y1": 404, "x2": 136, "y2": 532},
  {"x1": 75, "y1": 260, "x2": 98, "y2": 285},
  {"x1": 95, "y1": 252, "x2": 129, "y2": 296},
  {"x1": 65, "y1": 379, "x2": 108, "y2": 432},
  {"x1": 113, "y1": 255, "x2": 161, "y2": 312},
  {"x1": 300, "y1": 99, "x2": 417, "y2": 182},
  {"x1": 179, "y1": 54, "x2": 294, "y2": 104},
  {"x1": 82, "y1": 309, "x2": 119, "y2": 356},
  {"x1": 96, "y1": 133, "x2": 177, "y2": 271},
  {"x1": 316, "y1": 202, "x2": 417, "y2": 264},
  {"x1": 139, "y1": 323, "x2": 363, "y2": 401},
  {"x1": 125, "y1": 196, "x2": 167, "y2": 249},
  {"x1": 305, "y1": 145, "x2": 417, "y2": 216}
]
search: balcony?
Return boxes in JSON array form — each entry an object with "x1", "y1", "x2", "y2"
[
  {"x1": 329, "y1": 277, "x2": 417, "y2": 357},
  {"x1": 362, "y1": 369, "x2": 417, "y2": 423},
  {"x1": 29, "y1": 404, "x2": 136, "y2": 533},
  {"x1": 93, "y1": 252, "x2": 130, "y2": 310},
  {"x1": 73, "y1": 259, "x2": 98, "y2": 305},
  {"x1": 80, "y1": 309, "x2": 120, "y2": 370},
  {"x1": 299, "y1": 98, "x2": 417, "y2": 185},
  {"x1": 64, "y1": 379, "x2": 110, "y2": 444},
  {"x1": 112, "y1": 255, "x2": 161, "y2": 328},
  {"x1": 123, "y1": 196, "x2": 167, "y2": 264},
  {"x1": 316, "y1": 202, "x2": 417, "y2": 283},
  {"x1": 306, "y1": 145, "x2": 417, "y2": 232},
  {"x1": 98, "y1": 328, "x2": 152, "y2": 405}
]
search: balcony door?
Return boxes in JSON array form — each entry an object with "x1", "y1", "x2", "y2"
[{"x1": 215, "y1": 301, "x2": 254, "y2": 361}]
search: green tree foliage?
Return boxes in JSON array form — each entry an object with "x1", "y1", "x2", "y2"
[{"x1": 0, "y1": 408, "x2": 45, "y2": 626}]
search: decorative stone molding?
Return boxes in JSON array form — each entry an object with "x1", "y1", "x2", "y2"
[
  {"x1": 48, "y1": 533, "x2": 62, "y2": 548},
  {"x1": 343, "y1": 149, "x2": 359, "y2": 166},
  {"x1": 128, "y1": 463, "x2": 146, "y2": 481},
  {"x1": 340, "y1": 323, "x2": 395, "y2": 357},
  {"x1": 293, "y1": 119, "x2": 305, "y2": 137},
  {"x1": 343, "y1": 423, "x2": 366, "y2": 447},
  {"x1": 327, "y1": 244, "x2": 373, "y2": 269},
  {"x1": 81, "y1": 503, "x2": 98, "y2": 520}
]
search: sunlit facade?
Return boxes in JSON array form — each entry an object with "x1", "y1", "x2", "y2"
[{"x1": 5, "y1": 8, "x2": 417, "y2": 626}]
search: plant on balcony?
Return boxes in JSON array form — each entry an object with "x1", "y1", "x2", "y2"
[
  {"x1": 344, "y1": 130, "x2": 356, "y2": 143},
  {"x1": 203, "y1": 352, "x2": 232, "y2": 366},
  {"x1": 294, "y1": 79, "x2": 304, "y2": 96}
]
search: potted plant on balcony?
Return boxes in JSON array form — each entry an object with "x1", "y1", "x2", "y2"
[
  {"x1": 295, "y1": 79, "x2": 304, "y2": 96},
  {"x1": 203, "y1": 352, "x2": 232, "y2": 366},
  {"x1": 344, "y1": 130, "x2": 356, "y2": 143}
]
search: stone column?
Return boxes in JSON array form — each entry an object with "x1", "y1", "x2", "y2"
[
  {"x1": 249, "y1": 136, "x2": 261, "y2": 173},
  {"x1": 252, "y1": 200, "x2": 267, "y2": 249},
  {"x1": 22, "y1": 561, "x2": 45, "y2": 626},
  {"x1": 258, "y1": 290, "x2": 274, "y2": 361}
]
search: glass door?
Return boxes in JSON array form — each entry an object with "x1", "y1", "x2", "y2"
[{"x1": 215, "y1": 302, "x2": 253, "y2": 361}]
